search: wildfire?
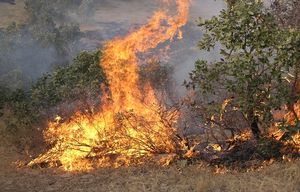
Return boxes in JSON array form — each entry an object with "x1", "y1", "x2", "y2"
[{"x1": 28, "y1": 0, "x2": 190, "y2": 171}]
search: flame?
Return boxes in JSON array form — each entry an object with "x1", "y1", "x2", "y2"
[
  {"x1": 29, "y1": 0, "x2": 190, "y2": 171},
  {"x1": 280, "y1": 101, "x2": 300, "y2": 151},
  {"x1": 268, "y1": 101, "x2": 300, "y2": 152}
]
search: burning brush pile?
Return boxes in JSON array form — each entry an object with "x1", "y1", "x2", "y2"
[
  {"x1": 28, "y1": 0, "x2": 191, "y2": 171},
  {"x1": 26, "y1": 0, "x2": 300, "y2": 172}
]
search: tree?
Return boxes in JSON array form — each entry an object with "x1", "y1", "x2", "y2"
[
  {"x1": 187, "y1": 0, "x2": 300, "y2": 139},
  {"x1": 24, "y1": 0, "x2": 82, "y2": 22},
  {"x1": 271, "y1": 0, "x2": 300, "y2": 131},
  {"x1": 24, "y1": 0, "x2": 82, "y2": 64}
]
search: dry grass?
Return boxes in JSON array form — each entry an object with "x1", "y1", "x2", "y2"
[
  {"x1": 1, "y1": 120, "x2": 299, "y2": 192},
  {"x1": 0, "y1": 0, "x2": 27, "y2": 28},
  {"x1": 0, "y1": 149, "x2": 300, "y2": 192}
]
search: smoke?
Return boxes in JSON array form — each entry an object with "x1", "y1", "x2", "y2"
[
  {"x1": 0, "y1": 31, "x2": 56, "y2": 89},
  {"x1": 13, "y1": 39, "x2": 56, "y2": 78},
  {"x1": 0, "y1": 0, "x2": 225, "y2": 91},
  {"x1": 68, "y1": 0, "x2": 225, "y2": 95},
  {"x1": 170, "y1": 0, "x2": 225, "y2": 96}
]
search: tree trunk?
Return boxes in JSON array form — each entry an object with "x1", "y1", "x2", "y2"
[
  {"x1": 250, "y1": 118, "x2": 261, "y2": 139},
  {"x1": 248, "y1": 111, "x2": 261, "y2": 139}
]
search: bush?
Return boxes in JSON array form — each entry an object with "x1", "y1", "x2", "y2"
[
  {"x1": 187, "y1": 0, "x2": 300, "y2": 139},
  {"x1": 31, "y1": 51, "x2": 105, "y2": 107},
  {"x1": 1, "y1": 51, "x2": 106, "y2": 147}
]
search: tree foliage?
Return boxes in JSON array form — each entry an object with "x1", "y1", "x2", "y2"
[
  {"x1": 187, "y1": 0, "x2": 300, "y2": 138},
  {"x1": 24, "y1": 0, "x2": 82, "y2": 57},
  {"x1": 271, "y1": 0, "x2": 300, "y2": 29}
]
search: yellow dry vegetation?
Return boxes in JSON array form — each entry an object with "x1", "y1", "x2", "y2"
[{"x1": 0, "y1": 153, "x2": 300, "y2": 192}]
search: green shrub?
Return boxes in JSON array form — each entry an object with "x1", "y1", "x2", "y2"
[
  {"x1": 31, "y1": 51, "x2": 105, "y2": 107},
  {"x1": 187, "y1": 0, "x2": 300, "y2": 138},
  {"x1": 1, "y1": 50, "x2": 106, "y2": 142}
]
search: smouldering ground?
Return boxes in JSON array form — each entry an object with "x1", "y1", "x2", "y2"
[{"x1": 1, "y1": 145, "x2": 300, "y2": 192}]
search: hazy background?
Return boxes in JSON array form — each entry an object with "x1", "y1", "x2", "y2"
[
  {"x1": 0, "y1": 0, "x2": 225, "y2": 91},
  {"x1": 77, "y1": 0, "x2": 225, "y2": 89},
  {"x1": 73, "y1": 0, "x2": 225, "y2": 94}
]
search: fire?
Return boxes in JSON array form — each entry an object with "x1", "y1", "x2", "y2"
[{"x1": 28, "y1": 0, "x2": 190, "y2": 171}]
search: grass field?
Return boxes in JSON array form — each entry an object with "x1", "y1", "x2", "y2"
[{"x1": 0, "y1": 0, "x2": 27, "y2": 28}]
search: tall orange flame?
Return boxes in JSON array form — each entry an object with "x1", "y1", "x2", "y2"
[{"x1": 29, "y1": 0, "x2": 190, "y2": 171}]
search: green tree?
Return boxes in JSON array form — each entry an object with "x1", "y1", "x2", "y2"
[
  {"x1": 24, "y1": 0, "x2": 82, "y2": 22},
  {"x1": 187, "y1": 0, "x2": 300, "y2": 138},
  {"x1": 271, "y1": 1, "x2": 300, "y2": 128}
]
